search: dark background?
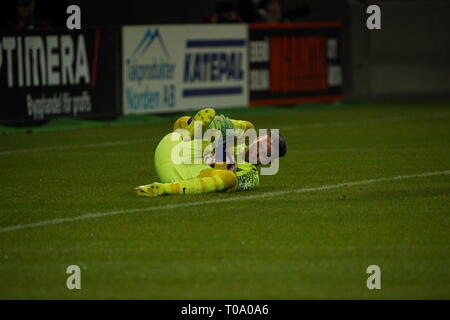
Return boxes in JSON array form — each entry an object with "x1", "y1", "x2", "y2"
[
  {"x1": 0, "y1": 0, "x2": 345, "y2": 26},
  {"x1": 1, "y1": 0, "x2": 450, "y2": 101}
]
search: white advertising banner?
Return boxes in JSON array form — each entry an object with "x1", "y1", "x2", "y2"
[{"x1": 122, "y1": 24, "x2": 248, "y2": 114}]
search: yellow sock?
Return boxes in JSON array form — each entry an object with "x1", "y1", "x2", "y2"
[{"x1": 164, "y1": 169, "x2": 236, "y2": 195}]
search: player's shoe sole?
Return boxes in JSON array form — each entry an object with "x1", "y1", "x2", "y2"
[
  {"x1": 186, "y1": 107, "x2": 216, "y2": 136},
  {"x1": 135, "y1": 183, "x2": 165, "y2": 197}
]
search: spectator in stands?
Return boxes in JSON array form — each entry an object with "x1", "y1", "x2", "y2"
[
  {"x1": 6, "y1": 0, "x2": 50, "y2": 30},
  {"x1": 207, "y1": 0, "x2": 243, "y2": 23},
  {"x1": 256, "y1": 0, "x2": 289, "y2": 23}
]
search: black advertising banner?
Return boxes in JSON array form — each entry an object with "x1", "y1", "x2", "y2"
[
  {"x1": 0, "y1": 28, "x2": 121, "y2": 125},
  {"x1": 0, "y1": 300, "x2": 442, "y2": 318},
  {"x1": 249, "y1": 22, "x2": 342, "y2": 106}
]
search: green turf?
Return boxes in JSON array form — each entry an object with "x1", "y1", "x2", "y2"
[{"x1": 0, "y1": 102, "x2": 449, "y2": 299}]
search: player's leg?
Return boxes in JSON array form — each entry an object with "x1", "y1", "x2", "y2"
[
  {"x1": 135, "y1": 168, "x2": 237, "y2": 197},
  {"x1": 230, "y1": 119, "x2": 255, "y2": 131},
  {"x1": 154, "y1": 132, "x2": 187, "y2": 183},
  {"x1": 173, "y1": 108, "x2": 216, "y2": 136},
  {"x1": 173, "y1": 116, "x2": 191, "y2": 132},
  {"x1": 154, "y1": 132, "x2": 217, "y2": 183}
]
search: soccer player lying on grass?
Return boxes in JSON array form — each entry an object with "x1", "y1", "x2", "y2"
[{"x1": 135, "y1": 108, "x2": 287, "y2": 197}]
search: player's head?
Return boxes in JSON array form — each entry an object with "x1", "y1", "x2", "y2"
[
  {"x1": 270, "y1": 130, "x2": 287, "y2": 158},
  {"x1": 246, "y1": 131, "x2": 287, "y2": 165}
]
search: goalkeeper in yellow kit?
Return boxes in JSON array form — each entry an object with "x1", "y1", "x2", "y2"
[{"x1": 134, "y1": 107, "x2": 287, "y2": 197}]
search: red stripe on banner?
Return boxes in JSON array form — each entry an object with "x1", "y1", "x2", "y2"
[
  {"x1": 90, "y1": 30, "x2": 100, "y2": 87},
  {"x1": 250, "y1": 22, "x2": 342, "y2": 30},
  {"x1": 250, "y1": 95, "x2": 343, "y2": 106}
]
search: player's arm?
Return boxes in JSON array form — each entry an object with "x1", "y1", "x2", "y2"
[{"x1": 232, "y1": 162, "x2": 260, "y2": 192}]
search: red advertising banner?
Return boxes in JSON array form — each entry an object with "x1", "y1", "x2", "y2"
[{"x1": 249, "y1": 22, "x2": 342, "y2": 106}]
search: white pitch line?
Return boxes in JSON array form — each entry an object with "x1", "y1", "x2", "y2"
[
  {"x1": 0, "y1": 138, "x2": 156, "y2": 156},
  {"x1": 0, "y1": 170, "x2": 449, "y2": 234}
]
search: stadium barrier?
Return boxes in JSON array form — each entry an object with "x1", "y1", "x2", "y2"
[
  {"x1": 0, "y1": 23, "x2": 343, "y2": 124},
  {"x1": 0, "y1": 27, "x2": 122, "y2": 125}
]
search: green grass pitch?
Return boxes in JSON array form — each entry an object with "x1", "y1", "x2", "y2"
[{"x1": 0, "y1": 102, "x2": 449, "y2": 299}]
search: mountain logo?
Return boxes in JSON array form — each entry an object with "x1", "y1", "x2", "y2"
[
  {"x1": 128, "y1": 29, "x2": 169, "y2": 62},
  {"x1": 125, "y1": 28, "x2": 176, "y2": 85}
]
